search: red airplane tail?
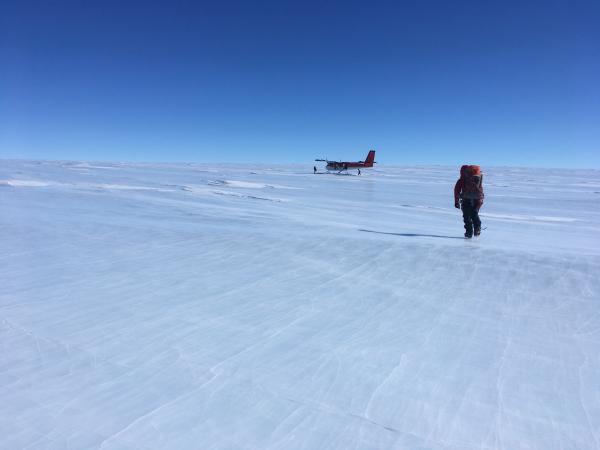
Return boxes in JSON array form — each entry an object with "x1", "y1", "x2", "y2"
[{"x1": 364, "y1": 150, "x2": 376, "y2": 167}]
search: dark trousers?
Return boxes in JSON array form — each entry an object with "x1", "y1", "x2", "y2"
[{"x1": 461, "y1": 199, "x2": 481, "y2": 235}]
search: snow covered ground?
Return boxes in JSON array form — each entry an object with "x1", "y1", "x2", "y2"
[{"x1": 1, "y1": 159, "x2": 599, "y2": 450}]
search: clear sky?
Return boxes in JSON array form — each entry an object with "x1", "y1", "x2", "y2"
[{"x1": 1, "y1": 0, "x2": 599, "y2": 168}]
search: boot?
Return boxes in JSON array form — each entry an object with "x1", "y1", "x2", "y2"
[
  {"x1": 464, "y1": 224, "x2": 473, "y2": 239},
  {"x1": 474, "y1": 227, "x2": 481, "y2": 237}
]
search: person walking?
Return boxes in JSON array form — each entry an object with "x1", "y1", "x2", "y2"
[
  {"x1": 454, "y1": 165, "x2": 484, "y2": 238},
  {"x1": 313, "y1": 166, "x2": 317, "y2": 174}
]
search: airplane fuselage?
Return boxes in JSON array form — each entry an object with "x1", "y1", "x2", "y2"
[{"x1": 326, "y1": 161, "x2": 368, "y2": 171}]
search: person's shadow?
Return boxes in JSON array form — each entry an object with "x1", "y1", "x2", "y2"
[{"x1": 359, "y1": 229, "x2": 464, "y2": 240}]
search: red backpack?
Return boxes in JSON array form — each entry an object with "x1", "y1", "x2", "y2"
[{"x1": 461, "y1": 165, "x2": 484, "y2": 200}]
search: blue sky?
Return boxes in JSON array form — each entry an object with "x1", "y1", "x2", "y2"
[{"x1": 1, "y1": 0, "x2": 599, "y2": 167}]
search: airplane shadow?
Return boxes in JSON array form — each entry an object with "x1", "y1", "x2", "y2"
[{"x1": 359, "y1": 229, "x2": 464, "y2": 240}]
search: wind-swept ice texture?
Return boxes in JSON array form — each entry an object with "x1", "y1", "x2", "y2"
[{"x1": 1, "y1": 160, "x2": 600, "y2": 450}]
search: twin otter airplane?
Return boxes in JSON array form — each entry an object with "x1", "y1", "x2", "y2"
[{"x1": 315, "y1": 150, "x2": 376, "y2": 174}]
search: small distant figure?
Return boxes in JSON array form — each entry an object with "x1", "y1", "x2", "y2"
[
  {"x1": 454, "y1": 165, "x2": 484, "y2": 238},
  {"x1": 357, "y1": 168, "x2": 361, "y2": 176},
  {"x1": 313, "y1": 166, "x2": 317, "y2": 174}
]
